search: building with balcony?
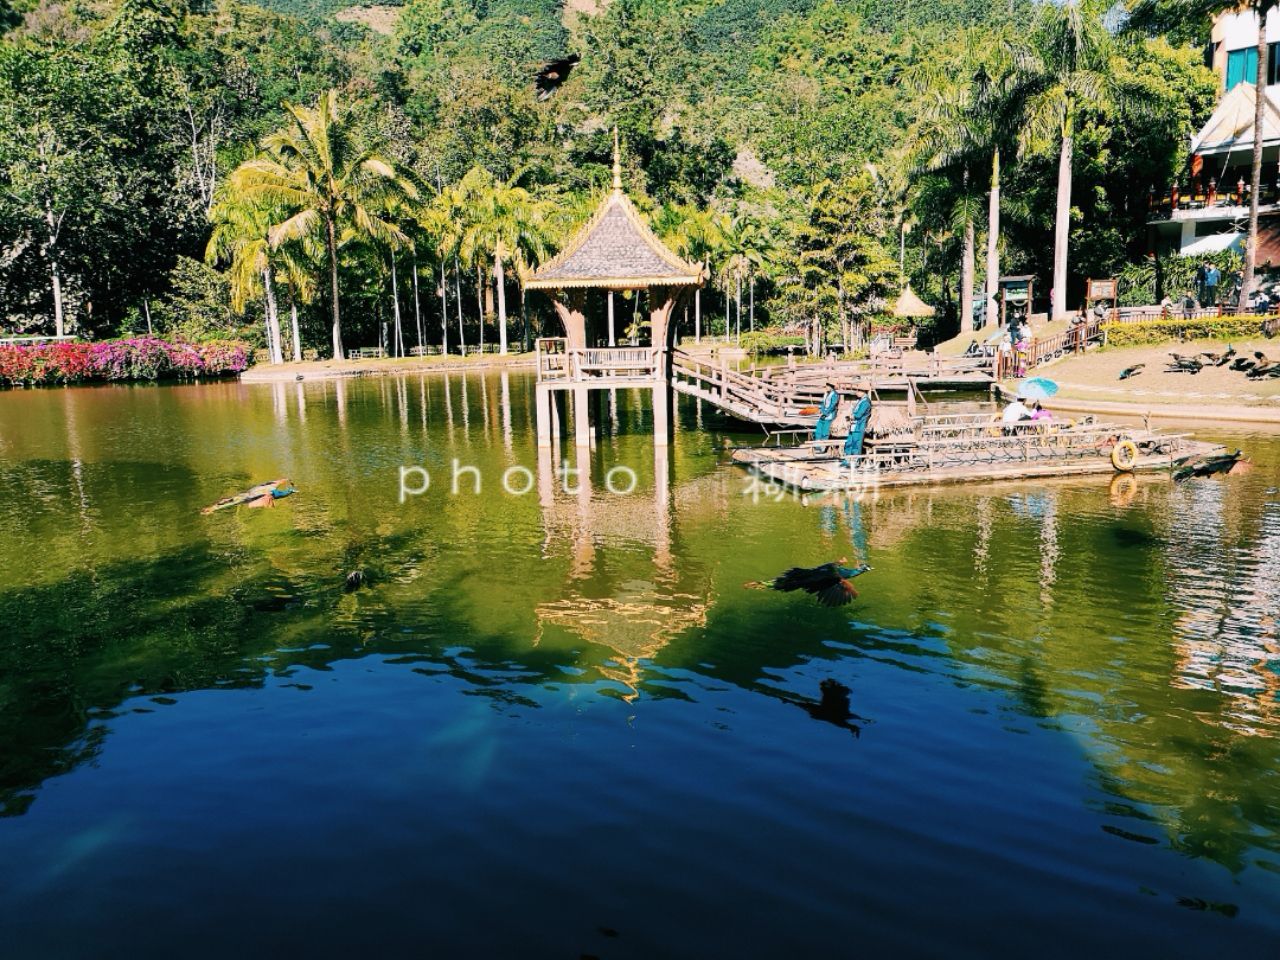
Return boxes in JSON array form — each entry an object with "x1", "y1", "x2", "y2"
[{"x1": 1150, "y1": 10, "x2": 1280, "y2": 262}]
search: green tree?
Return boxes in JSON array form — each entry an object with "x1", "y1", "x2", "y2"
[
  {"x1": 773, "y1": 175, "x2": 898, "y2": 354},
  {"x1": 206, "y1": 188, "x2": 290, "y2": 363},
  {"x1": 657, "y1": 203, "x2": 728, "y2": 341},
  {"x1": 907, "y1": 29, "x2": 1037, "y2": 329},
  {"x1": 225, "y1": 89, "x2": 418, "y2": 359},
  {"x1": 453, "y1": 167, "x2": 554, "y2": 354},
  {"x1": 0, "y1": 43, "x2": 132, "y2": 336},
  {"x1": 1022, "y1": 0, "x2": 1120, "y2": 319}
]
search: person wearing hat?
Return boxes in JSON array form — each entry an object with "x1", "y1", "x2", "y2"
[
  {"x1": 842, "y1": 388, "x2": 873, "y2": 466},
  {"x1": 814, "y1": 381, "x2": 840, "y2": 441}
]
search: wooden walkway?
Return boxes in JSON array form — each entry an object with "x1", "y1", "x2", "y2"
[{"x1": 669, "y1": 348, "x2": 993, "y2": 427}]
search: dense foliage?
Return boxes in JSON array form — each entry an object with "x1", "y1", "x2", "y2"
[{"x1": 0, "y1": 0, "x2": 1218, "y2": 357}]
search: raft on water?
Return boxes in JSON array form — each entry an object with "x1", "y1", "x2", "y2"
[{"x1": 731, "y1": 413, "x2": 1228, "y2": 492}]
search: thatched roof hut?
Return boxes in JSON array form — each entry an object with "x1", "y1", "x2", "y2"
[{"x1": 892, "y1": 284, "x2": 935, "y2": 319}]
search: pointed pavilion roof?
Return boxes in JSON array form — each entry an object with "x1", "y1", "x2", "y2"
[
  {"x1": 524, "y1": 133, "x2": 704, "y2": 291},
  {"x1": 892, "y1": 284, "x2": 935, "y2": 318}
]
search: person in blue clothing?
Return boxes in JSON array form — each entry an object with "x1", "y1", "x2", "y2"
[
  {"x1": 814, "y1": 381, "x2": 840, "y2": 441},
  {"x1": 1204, "y1": 262, "x2": 1220, "y2": 306},
  {"x1": 842, "y1": 389, "x2": 873, "y2": 466}
]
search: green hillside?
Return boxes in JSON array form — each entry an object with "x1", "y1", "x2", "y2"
[{"x1": 1, "y1": 0, "x2": 1217, "y2": 354}]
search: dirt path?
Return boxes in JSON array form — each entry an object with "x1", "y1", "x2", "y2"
[{"x1": 240, "y1": 353, "x2": 535, "y2": 383}]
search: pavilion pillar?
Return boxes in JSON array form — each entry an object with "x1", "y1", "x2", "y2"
[{"x1": 553, "y1": 291, "x2": 588, "y2": 350}]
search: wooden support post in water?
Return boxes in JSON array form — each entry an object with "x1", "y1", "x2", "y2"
[
  {"x1": 574, "y1": 385, "x2": 590, "y2": 448},
  {"x1": 652, "y1": 382, "x2": 670, "y2": 446},
  {"x1": 536, "y1": 383, "x2": 553, "y2": 448}
]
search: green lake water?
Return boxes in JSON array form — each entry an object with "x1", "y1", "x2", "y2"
[{"x1": 1, "y1": 371, "x2": 1278, "y2": 956}]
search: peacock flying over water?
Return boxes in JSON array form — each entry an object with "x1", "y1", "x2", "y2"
[{"x1": 746, "y1": 561, "x2": 871, "y2": 607}]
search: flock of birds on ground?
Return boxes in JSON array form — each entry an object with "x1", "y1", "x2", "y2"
[{"x1": 1119, "y1": 346, "x2": 1280, "y2": 379}]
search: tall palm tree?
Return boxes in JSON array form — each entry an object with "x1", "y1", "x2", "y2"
[
  {"x1": 907, "y1": 30, "x2": 1037, "y2": 328},
  {"x1": 206, "y1": 193, "x2": 286, "y2": 364},
  {"x1": 455, "y1": 167, "x2": 554, "y2": 355},
  {"x1": 1022, "y1": 0, "x2": 1115, "y2": 319},
  {"x1": 225, "y1": 89, "x2": 417, "y2": 360},
  {"x1": 657, "y1": 204, "x2": 728, "y2": 341}
]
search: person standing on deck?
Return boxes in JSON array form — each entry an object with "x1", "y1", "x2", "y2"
[
  {"x1": 1204, "y1": 262, "x2": 1220, "y2": 307},
  {"x1": 814, "y1": 382, "x2": 840, "y2": 441},
  {"x1": 842, "y1": 389, "x2": 873, "y2": 467}
]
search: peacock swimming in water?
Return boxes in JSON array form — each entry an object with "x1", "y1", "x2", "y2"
[{"x1": 746, "y1": 561, "x2": 871, "y2": 607}]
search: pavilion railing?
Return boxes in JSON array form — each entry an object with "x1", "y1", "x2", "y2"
[{"x1": 535, "y1": 338, "x2": 661, "y2": 382}]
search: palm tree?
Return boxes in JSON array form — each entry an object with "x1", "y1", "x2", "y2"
[
  {"x1": 1022, "y1": 0, "x2": 1115, "y2": 319},
  {"x1": 206, "y1": 193, "x2": 286, "y2": 364},
  {"x1": 907, "y1": 30, "x2": 1037, "y2": 328},
  {"x1": 225, "y1": 89, "x2": 417, "y2": 360},
  {"x1": 657, "y1": 204, "x2": 728, "y2": 341},
  {"x1": 454, "y1": 167, "x2": 554, "y2": 355}
]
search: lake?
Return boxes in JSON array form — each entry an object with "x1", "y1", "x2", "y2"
[{"x1": 1, "y1": 371, "x2": 1278, "y2": 957}]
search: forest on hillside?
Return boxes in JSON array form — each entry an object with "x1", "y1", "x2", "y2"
[{"x1": 0, "y1": 0, "x2": 1218, "y2": 357}]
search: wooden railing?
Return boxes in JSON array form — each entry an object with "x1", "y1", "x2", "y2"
[
  {"x1": 995, "y1": 316, "x2": 1106, "y2": 379},
  {"x1": 535, "y1": 338, "x2": 660, "y2": 382},
  {"x1": 536, "y1": 337, "x2": 569, "y2": 380},
  {"x1": 671, "y1": 349, "x2": 816, "y2": 422}
]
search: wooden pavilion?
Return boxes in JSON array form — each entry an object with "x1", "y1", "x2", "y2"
[{"x1": 523, "y1": 134, "x2": 704, "y2": 447}]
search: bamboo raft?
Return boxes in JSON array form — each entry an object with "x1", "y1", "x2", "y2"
[{"x1": 731, "y1": 413, "x2": 1227, "y2": 492}]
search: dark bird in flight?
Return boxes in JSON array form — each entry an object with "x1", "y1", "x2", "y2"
[
  {"x1": 535, "y1": 54, "x2": 580, "y2": 100},
  {"x1": 1118, "y1": 363, "x2": 1144, "y2": 380},
  {"x1": 747, "y1": 561, "x2": 871, "y2": 607}
]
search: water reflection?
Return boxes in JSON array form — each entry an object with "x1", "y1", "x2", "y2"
[{"x1": 0, "y1": 374, "x2": 1278, "y2": 948}]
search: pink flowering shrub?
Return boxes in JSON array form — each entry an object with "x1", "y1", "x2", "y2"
[{"x1": 0, "y1": 338, "x2": 252, "y2": 387}]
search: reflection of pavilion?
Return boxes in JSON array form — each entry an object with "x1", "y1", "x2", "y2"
[
  {"x1": 532, "y1": 433, "x2": 714, "y2": 698},
  {"x1": 536, "y1": 584, "x2": 709, "y2": 699}
]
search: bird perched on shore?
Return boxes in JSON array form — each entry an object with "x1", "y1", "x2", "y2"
[
  {"x1": 746, "y1": 561, "x2": 871, "y2": 607},
  {"x1": 1174, "y1": 449, "x2": 1249, "y2": 481},
  {"x1": 1229, "y1": 356, "x2": 1255, "y2": 372},
  {"x1": 535, "y1": 54, "x2": 580, "y2": 100},
  {"x1": 1247, "y1": 352, "x2": 1277, "y2": 378},
  {"x1": 1201, "y1": 344, "x2": 1237, "y2": 366},
  {"x1": 1118, "y1": 363, "x2": 1145, "y2": 380}
]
